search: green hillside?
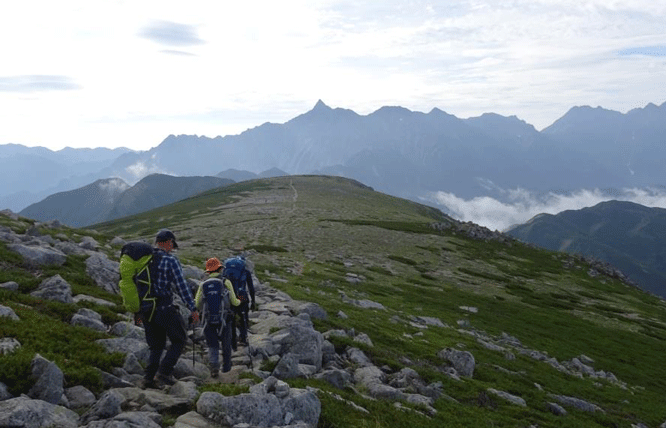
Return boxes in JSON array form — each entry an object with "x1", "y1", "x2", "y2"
[
  {"x1": 506, "y1": 200, "x2": 666, "y2": 298},
  {"x1": 3, "y1": 175, "x2": 666, "y2": 427}
]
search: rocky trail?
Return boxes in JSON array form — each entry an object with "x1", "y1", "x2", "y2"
[{"x1": 1, "y1": 213, "x2": 664, "y2": 427}]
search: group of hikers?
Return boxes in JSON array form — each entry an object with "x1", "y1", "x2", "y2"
[{"x1": 126, "y1": 229, "x2": 256, "y2": 389}]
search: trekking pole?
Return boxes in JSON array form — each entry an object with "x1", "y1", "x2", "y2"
[
  {"x1": 248, "y1": 341, "x2": 253, "y2": 371},
  {"x1": 188, "y1": 317, "x2": 195, "y2": 369}
]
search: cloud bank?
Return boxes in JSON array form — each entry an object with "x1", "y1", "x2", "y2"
[
  {"x1": 138, "y1": 20, "x2": 205, "y2": 47},
  {"x1": 427, "y1": 187, "x2": 666, "y2": 232},
  {"x1": 0, "y1": 75, "x2": 81, "y2": 93},
  {"x1": 1, "y1": 1, "x2": 665, "y2": 150}
]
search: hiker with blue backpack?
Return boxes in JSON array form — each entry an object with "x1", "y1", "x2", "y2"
[
  {"x1": 122, "y1": 229, "x2": 199, "y2": 389},
  {"x1": 195, "y1": 257, "x2": 240, "y2": 377},
  {"x1": 224, "y1": 256, "x2": 256, "y2": 348}
]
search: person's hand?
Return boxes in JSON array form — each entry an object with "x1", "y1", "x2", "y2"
[{"x1": 190, "y1": 310, "x2": 200, "y2": 325}]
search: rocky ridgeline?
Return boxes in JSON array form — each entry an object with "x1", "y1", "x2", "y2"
[{"x1": 1, "y1": 210, "x2": 665, "y2": 427}]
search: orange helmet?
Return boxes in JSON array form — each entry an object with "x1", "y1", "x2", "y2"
[{"x1": 205, "y1": 257, "x2": 222, "y2": 273}]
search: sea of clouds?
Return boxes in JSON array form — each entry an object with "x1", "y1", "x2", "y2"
[{"x1": 427, "y1": 187, "x2": 666, "y2": 232}]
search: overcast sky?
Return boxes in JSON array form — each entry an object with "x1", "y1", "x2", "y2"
[{"x1": 1, "y1": 0, "x2": 665, "y2": 151}]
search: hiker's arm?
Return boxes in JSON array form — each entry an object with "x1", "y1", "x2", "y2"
[
  {"x1": 194, "y1": 282, "x2": 203, "y2": 311},
  {"x1": 246, "y1": 269, "x2": 256, "y2": 302},
  {"x1": 225, "y1": 279, "x2": 241, "y2": 306},
  {"x1": 169, "y1": 258, "x2": 196, "y2": 311}
]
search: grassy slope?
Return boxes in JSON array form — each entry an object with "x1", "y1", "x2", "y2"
[
  {"x1": 93, "y1": 175, "x2": 666, "y2": 427},
  {"x1": 3, "y1": 175, "x2": 665, "y2": 427},
  {"x1": 0, "y1": 217, "x2": 125, "y2": 394}
]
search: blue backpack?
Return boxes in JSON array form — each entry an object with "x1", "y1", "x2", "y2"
[
  {"x1": 200, "y1": 277, "x2": 230, "y2": 326},
  {"x1": 223, "y1": 257, "x2": 249, "y2": 301}
]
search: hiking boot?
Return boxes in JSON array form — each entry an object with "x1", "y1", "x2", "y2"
[
  {"x1": 141, "y1": 378, "x2": 157, "y2": 389},
  {"x1": 156, "y1": 372, "x2": 177, "y2": 386},
  {"x1": 211, "y1": 369, "x2": 219, "y2": 379}
]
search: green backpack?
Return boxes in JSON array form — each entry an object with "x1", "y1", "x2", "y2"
[{"x1": 118, "y1": 242, "x2": 163, "y2": 321}]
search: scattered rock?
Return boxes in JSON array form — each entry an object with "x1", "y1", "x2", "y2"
[
  {"x1": 0, "y1": 338, "x2": 21, "y2": 355},
  {"x1": 547, "y1": 402, "x2": 568, "y2": 416},
  {"x1": 295, "y1": 302, "x2": 328, "y2": 320},
  {"x1": 30, "y1": 274, "x2": 73, "y2": 304},
  {"x1": 85, "y1": 253, "x2": 120, "y2": 294},
  {"x1": 79, "y1": 236, "x2": 100, "y2": 250},
  {"x1": 27, "y1": 354, "x2": 65, "y2": 405},
  {"x1": 0, "y1": 396, "x2": 78, "y2": 428},
  {"x1": 7, "y1": 243, "x2": 67, "y2": 266},
  {"x1": 110, "y1": 236, "x2": 126, "y2": 246},
  {"x1": 71, "y1": 308, "x2": 107, "y2": 332},
  {"x1": 0, "y1": 304, "x2": 19, "y2": 321},
  {"x1": 354, "y1": 299, "x2": 386, "y2": 310},
  {"x1": 314, "y1": 369, "x2": 352, "y2": 389},
  {"x1": 550, "y1": 394, "x2": 604, "y2": 413},
  {"x1": 73, "y1": 294, "x2": 117, "y2": 307},
  {"x1": 80, "y1": 390, "x2": 124, "y2": 424},
  {"x1": 438, "y1": 348, "x2": 475, "y2": 378},
  {"x1": 0, "y1": 281, "x2": 19, "y2": 291},
  {"x1": 487, "y1": 388, "x2": 526, "y2": 407},
  {"x1": 353, "y1": 333, "x2": 373, "y2": 347},
  {"x1": 0, "y1": 382, "x2": 12, "y2": 401},
  {"x1": 273, "y1": 353, "x2": 304, "y2": 380},
  {"x1": 413, "y1": 316, "x2": 448, "y2": 328},
  {"x1": 65, "y1": 385, "x2": 97, "y2": 409}
]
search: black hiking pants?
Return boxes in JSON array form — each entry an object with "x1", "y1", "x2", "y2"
[
  {"x1": 143, "y1": 304, "x2": 187, "y2": 380},
  {"x1": 231, "y1": 301, "x2": 249, "y2": 347},
  {"x1": 203, "y1": 314, "x2": 233, "y2": 373}
]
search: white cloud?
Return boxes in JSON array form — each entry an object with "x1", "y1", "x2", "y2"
[
  {"x1": 98, "y1": 178, "x2": 130, "y2": 194},
  {"x1": 124, "y1": 162, "x2": 171, "y2": 182},
  {"x1": 428, "y1": 187, "x2": 666, "y2": 232},
  {"x1": 0, "y1": 1, "x2": 665, "y2": 150}
]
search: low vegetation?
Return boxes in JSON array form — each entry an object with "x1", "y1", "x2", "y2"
[{"x1": 2, "y1": 175, "x2": 666, "y2": 427}]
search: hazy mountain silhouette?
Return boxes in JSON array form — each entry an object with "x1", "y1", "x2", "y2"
[
  {"x1": 19, "y1": 178, "x2": 131, "y2": 227},
  {"x1": 19, "y1": 174, "x2": 233, "y2": 227},
  {"x1": 3, "y1": 100, "x2": 666, "y2": 214}
]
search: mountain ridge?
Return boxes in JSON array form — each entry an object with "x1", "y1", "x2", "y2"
[
  {"x1": 2, "y1": 100, "x2": 666, "y2": 215},
  {"x1": 19, "y1": 174, "x2": 233, "y2": 227},
  {"x1": 507, "y1": 199, "x2": 666, "y2": 298}
]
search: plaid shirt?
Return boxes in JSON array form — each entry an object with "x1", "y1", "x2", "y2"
[{"x1": 153, "y1": 251, "x2": 196, "y2": 311}]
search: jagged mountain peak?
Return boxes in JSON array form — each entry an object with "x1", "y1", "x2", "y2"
[{"x1": 312, "y1": 99, "x2": 331, "y2": 111}]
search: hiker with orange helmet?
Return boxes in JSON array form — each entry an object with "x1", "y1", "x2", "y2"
[{"x1": 195, "y1": 257, "x2": 240, "y2": 377}]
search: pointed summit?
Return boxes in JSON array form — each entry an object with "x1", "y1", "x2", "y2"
[{"x1": 312, "y1": 99, "x2": 331, "y2": 111}]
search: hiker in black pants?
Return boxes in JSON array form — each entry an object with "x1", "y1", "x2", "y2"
[
  {"x1": 229, "y1": 258, "x2": 256, "y2": 348},
  {"x1": 141, "y1": 229, "x2": 199, "y2": 388},
  {"x1": 195, "y1": 257, "x2": 240, "y2": 377}
]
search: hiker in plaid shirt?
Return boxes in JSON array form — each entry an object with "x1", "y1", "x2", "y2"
[{"x1": 141, "y1": 229, "x2": 199, "y2": 389}]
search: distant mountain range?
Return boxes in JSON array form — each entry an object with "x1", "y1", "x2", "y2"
[
  {"x1": 0, "y1": 144, "x2": 132, "y2": 212},
  {"x1": 507, "y1": 200, "x2": 666, "y2": 298},
  {"x1": 19, "y1": 174, "x2": 234, "y2": 227},
  {"x1": 2, "y1": 100, "x2": 666, "y2": 215}
]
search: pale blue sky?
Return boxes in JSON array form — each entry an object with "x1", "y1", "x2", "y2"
[{"x1": 1, "y1": 0, "x2": 665, "y2": 151}]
